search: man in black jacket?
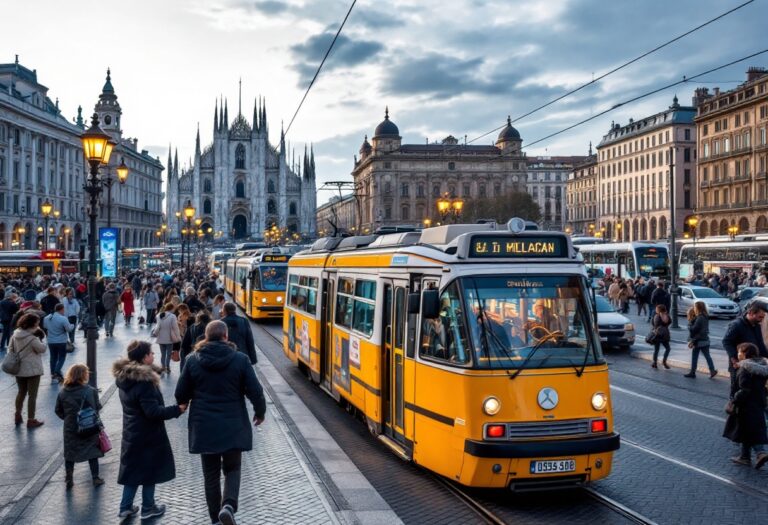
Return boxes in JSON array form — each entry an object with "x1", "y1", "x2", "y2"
[
  {"x1": 40, "y1": 287, "x2": 60, "y2": 316},
  {"x1": 175, "y1": 321, "x2": 265, "y2": 525},
  {"x1": 0, "y1": 292, "x2": 19, "y2": 351},
  {"x1": 221, "y1": 303, "x2": 257, "y2": 364},
  {"x1": 722, "y1": 301, "x2": 768, "y2": 397}
]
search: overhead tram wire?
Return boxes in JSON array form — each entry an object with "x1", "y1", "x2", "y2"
[
  {"x1": 284, "y1": 0, "x2": 358, "y2": 138},
  {"x1": 371, "y1": 0, "x2": 754, "y2": 161}
]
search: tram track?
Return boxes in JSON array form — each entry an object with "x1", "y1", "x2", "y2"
[{"x1": 251, "y1": 320, "x2": 655, "y2": 524}]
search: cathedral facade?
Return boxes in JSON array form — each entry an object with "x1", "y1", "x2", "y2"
[{"x1": 166, "y1": 98, "x2": 316, "y2": 242}]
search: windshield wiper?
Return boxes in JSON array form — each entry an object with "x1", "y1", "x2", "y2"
[
  {"x1": 509, "y1": 330, "x2": 562, "y2": 380},
  {"x1": 470, "y1": 279, "x2": 514, "y2": 376}
]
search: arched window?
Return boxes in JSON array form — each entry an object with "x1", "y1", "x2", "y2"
[
  {"x1": 235, "y1": 144, "x2": 246, "y2": 169},
  {"x1": 267, "y1": 180, "x2": 276, "y2": 193},
  {"x1": 268, "y1": 199, "x2": 277, "y2": 214},
  {"x1": 289, "y1": 202, "x2": 297, "y2": 216},
  {"x1": 235, "y1": 181, "x2": 245, "y2": 198},
  {"x1": 204, "y1": 199, "x2": 211, "y2": 214},
  {"x1": 401, "y1": 206, "x2": 409, "y2": 220},
  {"x1": 203, "y1": 179, "x2": 212, "y2": 193}
]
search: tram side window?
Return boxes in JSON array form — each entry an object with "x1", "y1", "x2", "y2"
[
  {"x1": 287, "y1": 274, "x2": 318, "y2": 315},
  {"x1": 335, "y1": 280, "x2": 354, "y2": 329},
  {"x1": 420, "y1": 282, "x2": 470, "y2": 364},
  {"x1": 335, "y1": 278, "x2": 376, "y2": 336}
]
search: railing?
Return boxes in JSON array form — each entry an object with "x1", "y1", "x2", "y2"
[{"x1": 699, "y1": 202, "x2": 749, "y2": 211}]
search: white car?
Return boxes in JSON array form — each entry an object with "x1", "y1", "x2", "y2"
[
  {"x1": 595, "y1": 295, "x2": 635, "y2": 350},
  {"x1": 678, "y1": 285, "x2": 739, "y2": 319}
]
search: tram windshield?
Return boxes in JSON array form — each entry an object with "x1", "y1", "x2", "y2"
[
  {"x1": 423, "y1": 275, "x2": 602, "y2": 370},
  {"x1": 255, "y1": 265, "x2": 288, "y2": 291}
]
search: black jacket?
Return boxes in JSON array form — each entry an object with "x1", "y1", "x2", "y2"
[
  {"x1": 724, "y1": 358, "x2": 768, "y2": 445},
  {"x1": 40, "y1": 294, "x2": 60, "y2": 316},
  {"x1": 180, "y1": 321, "x2": 209, "y2": 363},
  {"x1": 722, "y1": 316, "x2": 768, "y2": 370},
  {"x1": 175, "y1": 340, "x2": 266, "y2": 454},
  {"x1": 113, "y1": 359, "x2": 181, "y2": 486},
  {"x1": 55, "y1": 384, "x2": 103, "y2": 463},
  {"x1": 221, "y1": 314, "x2": 257, "y2": 364},
  {"x1": 687, "y1": 314, "x2": 710, "y2": 347},
  {"x1": 652, "y1": 313, "x2": 672, "y2": 343},
  {"x1": 0, "y1": 298, "x2": 19, "y2": 323},
  {"x1": 183, "y1": 296, "x2": 206, "y2": 314},
  {"x1": 650, "y1": 287, "x2": 669, "y2": 308}
]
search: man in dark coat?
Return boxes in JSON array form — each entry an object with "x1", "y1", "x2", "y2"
[
  {"x1": 183, "y1": 287, "x2": 206, "y2": 314},
  {"x1": 221, "y1": 302, "x2": 257, "y2": 364},
  {"x1": 40, "y1": 286, "x2": 60, "y2": 315},
  {"x1": 175, "y1": 320, "x2": 266, "y2": 525},
  {"x1": 0, "y1": 292, "x2": 19, "y2": 350},
  {"x1": 722, "y1": 302, "x2": 768, "y2": 397},
  {"x1": 113, "y1": 341, "x2": 186, "y2": 521}
]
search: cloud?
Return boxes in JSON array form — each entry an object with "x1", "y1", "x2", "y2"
[
  {"x1": 290, "y1": 31, "x2": 383, "y2": 84},
  {"x1": 251, "y1": 0, "x2": 290, "y2": 14},
  {"x1": 351, "y1": 9, "x2": 405, "y2": 29}
]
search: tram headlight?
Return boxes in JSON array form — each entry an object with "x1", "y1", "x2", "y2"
[
  {"x1": 277, "y1": 296, "x2": 283, "y2": 302},
  {"x1": 261, "y1": 297, "x2": 267, "y2": 304},
  {"x1": 483, "y1": 396, "x2": 501, "y2": 416},
  {"x1": 591, "y1": 392, "x2": 608, "y2": 411}
]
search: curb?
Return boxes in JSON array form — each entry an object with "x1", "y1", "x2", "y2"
[{"x1": 629, "y1": 348, "x2": 729, "y2": 378}]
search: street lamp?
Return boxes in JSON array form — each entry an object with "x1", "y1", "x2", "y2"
[
  {"x1": 183, "y1": 200, "x2": 195, "y2": 271},
  {"x1": 40, "y1": 199, "x2": 53, "y2": 249},
  {"x1": 80, "y1": 113, "x2": 118, "y2": 388},
  {"x1": 565, "y1": 226, "x2": 572, "y2": 235},
  {"x1": 728, "y1": 225, "x2": 739, "y2": 240},
  {"x1": 423, "y1": 218, "x2": 432, "y2": 229},
  {"x1": 588, "y1": 223, "x2": 595, "y2": 237},
  {"x1": 103, "y1": 157, "x2": 128, "y2": 228},
  {"x1": 615, "y1": 222, "x2": 622, "y2": 242},
  {"x1": 436, "y1": 193, "x2": 464, "y2": 223},
  {"x1": 16, "y1": 226, "x2": 26, "y2": 248},
  {"x1": 600, "y1": 226, "x2": 607, "y2": 244},
  {"x1": 64, "y1": 227, "x2": 71, "y2": 251},
  {"x1": 687, "y1": 216, "x2": 699, "y2": 273},
  {"x1": 174, "y1": 211, "x2": 182, "y2": 269}
]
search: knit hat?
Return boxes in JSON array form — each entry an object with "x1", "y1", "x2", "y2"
[{"x1": 127, "y1": 341, "x2": 152, "y2": 363}]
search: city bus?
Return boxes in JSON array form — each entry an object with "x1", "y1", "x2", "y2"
[
  {"x1": 678, "y1": 236, "x2": 768, "y2": 278},
  {"x1": 0, "y1": 251, "x2": 55, "y2": 277},
  {"x1": 209, "y1": 250, "x2": 234, "y2": 274},
  {"x1": 223, "y1": 250, "x2": 290, "y2": 319},
  {"x1": 283, "y1": 220, "x2": 618, "y2": 490},
  {"x1": 577, "y1": 241, "x2": 670, "y2": 280}
]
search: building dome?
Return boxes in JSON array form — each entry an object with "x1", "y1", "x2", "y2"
[
  {"x1": 497, "y1": 116, "x2": 521, "y2": 142},
  {"x1": 373, "y1": 107, "x2": 400, "y2": 138},
  {"x1": 359, "y1": 135, "x2": 372, "y2": 154},
  {"x1": 102, "y1": 68, "x2": 115, "y2": 95}
]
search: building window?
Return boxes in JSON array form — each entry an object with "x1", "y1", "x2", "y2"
[
  {"x1": 236, "y1": 181, "x2": 245, "y2": 198},
  {"x1": 448, "y1": 162, "x2": 455, "y2": 171},
  {"x1": 203, "y1": 199, "x2": 211, "y2": 214},
  {"x1": 384, "y1": 161, "x2": 392, "y2": 169},
  {"x1": 432, "y1": 185, "x2": 440, "y2": 197},
  {"x1": 463, "y1": 183, "x2": 470, "y2": 197},
  {"x1": 685, "y1": 128, "x2": 691, "y2": 141},
  {"x1": 384, "y1": 182, "x2": 391, "y2": 194},
  {"x1": 204, "y1": 179, "x2": 212, "y2": 192},
  {"x1": 268, "y1": 199, "x2": 277, "y2": 214},
  {"x1": 235, "y1": 144, "x2": 246, "y2": 170},
  {"x1": 385, "y1": 207, "x2": 391, "y2": 219},
  {"x1": 479, "y1": 184, "x2": 486, "y2": 197},
  {"x1": 401, "y1": 206, "x2": 409, "y2": 220},
  {"x1": 494, "y1": 184, "x2": 501, "y2": 196},
  {"x1": 289, "y1": 202, "x2": 297, "y2": 216},
  {"x1": 267, "y1": 180, "x2": 275, "y2": 193},
  {"x1": 417, "y1": 183, "x2": 425, "y2": 197},
  {"x1": 684, "y1": 148, "x2": 691, "y2": 162},
  {"x1": 400, "y1": 183, "x2": 409, "y2": 197}
]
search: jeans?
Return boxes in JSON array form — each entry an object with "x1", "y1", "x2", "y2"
[
  {"x1": 636, "y1": 301, "x2": 646, "y2": 316},
  {"x1": 15, "y1": 375, "x2": 40, "y2": 419},
  {"x1": 49, "y1": 343, "x2": 67, "y2": 377},
  {"x1": 201, "y1": 451, "x2": 242, "y2": 524},
  {"x1": 652, "y1": 341, "x2": 671, "y2": 364},
  {"x1": 690, "y1": 344, "x2": 716, "y2": 373},
  {"x1": 67, "y1": 316, "x2": 78, "y2": 343},
  {"x1": 741, "y1": 443, "x2": 766, "y2": 459},
  {"x1": 65, "y1": 458, "x2": 99, "y2": 478},
  {"x1": 159, "y1": 344, "x2": 173, "y2": 370},
  {"x1": 146, "y1": 308, "x2": 157, "y2": 325},
  {"x1": 120, "y1": 484, "x2": 156, "y2": 512},
  {"x1": 0, "y1": 323, "x2": 11, "y2": 349},
  {"x1": 104, "y1": 309, "x2": 117, "y2": 335}
]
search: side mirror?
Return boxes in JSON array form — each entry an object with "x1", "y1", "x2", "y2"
[
  {"x1": 422, "y1": 289, "x2": 440, "y2": 319},
  {"x1": 407, "y1": 292, "x2": 421, "y2": 314}
]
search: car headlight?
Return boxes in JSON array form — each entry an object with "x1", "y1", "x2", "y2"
[
  {"x1": 624, "y1": 323, "x2": 634, "y2": 332},
  {"x1": 277, "y1": 296, "x2": 283, "y2": 302},
  {"x1": 591, "y1": 392, "x2": 607, "y2": 411},
  {"x1": 483, "y1": 396, "x2": 501, "y2": 416},
  {"x1": 261, "y1": 297, "x2": 267, "y2": 303}
]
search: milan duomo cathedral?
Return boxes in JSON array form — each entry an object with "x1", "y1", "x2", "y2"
[{"x1": 165, "y1": 96, "x2": 317, "y2": 241}]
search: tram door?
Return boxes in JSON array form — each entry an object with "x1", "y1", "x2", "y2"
[
  {"x1": 320, "y1": 277, "x2": 335, "y2": 391},
  {"x1": 382, "y1": 280, "x2": 407, "y2": 443}
]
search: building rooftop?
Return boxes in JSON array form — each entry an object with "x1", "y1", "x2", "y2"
[{"x1": 597, "y1": 96, "x2": 695, "y2": 148}]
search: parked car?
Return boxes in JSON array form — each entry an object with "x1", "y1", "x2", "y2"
[
  {"x1": 595, "y1": 295, "x2": 635, "y2": 350},
  {"x1": 678, "y1": 285, "x2": 739, "y2": 319},
  {"x1": 734, "y1": 286, "x2": 768, "y2": 311}
]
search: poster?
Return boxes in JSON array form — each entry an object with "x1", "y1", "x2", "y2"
[
  {"x1": 99, "y1": 227, "x2": 118, "y2": 278},
  {"x1": 300, "y1": 320, "x2": 310, "y2": 362}
]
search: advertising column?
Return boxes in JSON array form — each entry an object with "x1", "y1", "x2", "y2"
[{"x1": 99, "y1": 227, "x2": 119, "y2": 278}]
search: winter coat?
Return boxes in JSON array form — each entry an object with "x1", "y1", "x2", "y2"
[
  {"x1": 143, "y1": 290, "x2": 159, "y2": 310},
  {"x1": 180, "y1": 321, "x2": 209, "y2": 363},
  {"x1": 722, "y1": 315, "x2": 768, "y2": 371},
  {"x1": 55, "y1": 384, "x2": 103, "y2": 463},
  {"x1": 40, "y1": 294, "x2": 60, "y2": 315},
  {"x1": 113, "y1": 359, "x2": 181, "y2": 486},
  {"x1": 0, "y1": 298, "x2": 19, "y2": 323},
  {"x1": 650, "y1": 287, "x2": 670, "y2": 308},
  {"x1": 652, "y1": 313, "x2": 672, "y2": 343},
  {"x1": 221, "y1": 314, "x2": 257, "y2": 364},
  {"x1": 183, "y1": 295, "x2": 205, "y2": 314},
  {"x1": 7, "y1": 328, "x2": 47, "y2": 377},
  {"x1": 120, "y1": 290, "x2": 135, "y2": 317},
  {"x1": 688, "y1": 314, "x2": 710, "y2": 347},
  {"x1": 174, "y1": 340, "x2": 266, "y2": 454},
  {"x1": 153, "y1": 312, "x2": 181, "y2": 345},
  {"x1": 723, "y1": 358, "x2": 768, "y2": 445},
  {"x1": 63, "y1": 297, "x2": 80, "y2": 319},
  {"x1": 101, "y1": 290, "x2": 119, "y2": 313},
  {"x1": 43, "y1": 312, "x2": 74, "y2": 344}
]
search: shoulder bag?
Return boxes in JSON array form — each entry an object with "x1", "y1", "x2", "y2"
[
  {"x1": 2, "y1": 340, "x2": 32, "y2": 375},
  {"x1": 645, "y1": 330, "x2": 658, "y2": 345},
  {"x1": 76, "y1": 390, "x2": 102, "y2": 437}
]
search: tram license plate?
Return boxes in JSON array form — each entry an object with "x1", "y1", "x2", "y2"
[{"x1": 530, "y1": 459, "x2": 576, "y2": 474}]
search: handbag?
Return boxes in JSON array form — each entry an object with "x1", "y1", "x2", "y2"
[
  {"x1": 645, "y1": 330, "x2": 657, "y2": 345},
  {"x1": 1, "y1": 341, "x2": 32, "y2": 375},
  {"x1": 97, "y1": 428, "x2": 112, "y2": 453},
  {"x1": 76, "y1": 390, "x2": 102, "y2": 437},
  {"x1": 65, "y1": 341, "x2": 75, "y2": 353},
  {"x1": 171, "y1": 350, "x2": 180, "y2": 362}
]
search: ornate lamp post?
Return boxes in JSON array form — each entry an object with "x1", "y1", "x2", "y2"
[
  {"x1": 423, "y1": 218, "x2": 432, "y2": 229},
  {"x1": 181, "y1": 227, "x2": 188, "y2": 266},
  {"x1": 36, "y1": 226, "x2": 44, "y2": 249},
  {"x1": 588, "y1": 223, "x2": 595, "y2": 237},
  {"x1": 728, "y1": 225, "x2": 739, "y2": 240},
  {"x1": 160, "y1": 223, "x2": 167, "y2": 246},
  {"x1": 16, "y1": 226, "x2": 25, "y2": 249},
  {"x1": 183, "y1": 200, "x2": 195, "y2": 271},
  {"x1": 80, "y1": 113, "x2": 118, "y2": 388},
  {"x1": 687, "y1": 216, "x2": 699, "y2": 273},
  {"x1": 600, "y1": 226, "x2": 607, "y2": 244},
  {"x1": 64, "y1": 227, "x2": 71, "y2": 251},
  {"x1": 101, "y1": 158, "x2": 129, "y2": 228},
  {"x1": 436, "y1": 193, "x2": 464, "y2": 223},
  {"x1": 174, "y1": 211, "x2": 181, "y2": 269},
  {"x1": 40, "y1": 199, "x2": 53, "y2": 249}
]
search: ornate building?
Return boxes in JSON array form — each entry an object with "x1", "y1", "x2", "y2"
[
  {"x1": 0, "y1": 56, "x2": 87, "y2": 250},
  {"x1": 565, "y1": 147, "x2": 598, "y2": 235},
  {"x1": 527, "y1": 155, "x2": 587, "y2": 231},
  {"x1": 316, "y1": 193, "x2": 357, "y2": 236},
  {"x1": 352, "y1": 110, "x2": 527, "y2": 231},
  {"x1": 92, "y1": 70, "x2": 165, "y2": 248},
  {"x1": 694, "y1": 67, "x2": 768, "y2": 237},
  {"x1": 596, "y1": 96, "x2": 696, "y2": 241},
  {"x1": 166, "y1": 97, "x2": 316, "y2": 241}
]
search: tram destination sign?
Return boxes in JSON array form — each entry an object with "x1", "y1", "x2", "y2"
[
  {"x1": 262, "y1": 255, "x2": 289, "y2": 263},
  {"x1": 468, "y1": 235, "x2": 568, "y2": 258}
]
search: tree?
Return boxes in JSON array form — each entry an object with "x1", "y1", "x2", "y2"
[{"x1": 461, "y1": 191, "x2": 541, "y2": 224}]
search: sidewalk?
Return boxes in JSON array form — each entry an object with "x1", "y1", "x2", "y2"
[{"x1": 0, "y1": 305, "x2": 380, "y2": 525}]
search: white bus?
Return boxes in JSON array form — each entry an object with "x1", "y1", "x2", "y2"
[
  {"x1": 208, "y1": 250, "x2": 235, "y2": 273},
  {"x1": 577, "y1": 241, "x2": 670, "y2": 280},
  {"x1": 678, "y1": 236, "x2": 768, "y2": 278}
]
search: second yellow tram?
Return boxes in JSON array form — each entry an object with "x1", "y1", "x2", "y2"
[
  {"x1": 223, "y1": 251, "x2": 290, "y2": 319},
  {"x1": 283, "y1": 222, "x2": 619, "y2": 490}
]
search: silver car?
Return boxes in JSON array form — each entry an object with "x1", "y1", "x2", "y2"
[
  {"x1": 595, "y1": 295, "x2": 635, "y2": 350},
  {"x1": 678, "y1": 285, "x2": 739, "y2": 319}
]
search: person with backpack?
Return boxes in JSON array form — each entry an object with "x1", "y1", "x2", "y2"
[
  {"x1": 8, "y1": 313, "x2": 47, "y2": 428},
  {"x1": 55, "y1": 364, "x2": 105, "y2": 489}
]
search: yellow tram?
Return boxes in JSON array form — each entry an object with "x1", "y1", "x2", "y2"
[
  {"x1": 223, "y1": 251, "x2": 290, "y2": 320},
  {"x1": 283, "y1": 221, "x2": 619, "y2": 490}
]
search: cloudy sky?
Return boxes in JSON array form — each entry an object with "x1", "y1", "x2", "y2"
[{"x1": 2, "y1": 0, "x2": 765, "y2": 203}]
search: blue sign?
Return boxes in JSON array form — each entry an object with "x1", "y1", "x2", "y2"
[{"x1": 99, "y1": 228, "x2": 119, "y2": 278}]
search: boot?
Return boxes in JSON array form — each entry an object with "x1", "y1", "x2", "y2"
[
  {"x1": 66, "y1": 471, "x2": 74, "y2": 490},
  {"x1": 92, "y1": 476, "x2": 105, "y2": 487},
  {"x1": 756, "y1": 453, "x2": 768, "y2": 470},
  {"x1": 662, "y1": 361, "x2": 671, "y2": 370},
  {"x1": 26, "y1": 419, "x2": 44, "y2": 429},
  {"x1": 684, "y1": 372, "x2": 696, "y2": 378},
  {"x1": 651, "y1": 362, "x2": 658, "y2": 369},
  {"x1": 710, "y1": 369, "x2": 719, "y2": 379},
  {"x1": 14, "y1": 412, "x2": 22, "y2": 426}
]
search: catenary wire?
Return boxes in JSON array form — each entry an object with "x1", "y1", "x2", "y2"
[{"x1": 284, "y1": 0, "x2": 358, "y2": 138}]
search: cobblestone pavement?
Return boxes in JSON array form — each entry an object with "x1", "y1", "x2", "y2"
[{"x1": 0, "y1": 306, "x2": 347, "y2": 525}]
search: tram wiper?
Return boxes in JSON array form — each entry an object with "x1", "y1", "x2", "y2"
[
  {"x1": 509, "y1": 331, "x2": 562, "y2": 380},
  {"x1": 470, "y1": 279, "x2": 514, "y2": 376}
]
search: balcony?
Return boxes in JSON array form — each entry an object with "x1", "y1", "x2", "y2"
[
  {"x1": 699, "y1": 202, "x2": 749, "y2": 212},
  {"x1": 700, "y1": 180, "x2": 710, "y2": 188}
]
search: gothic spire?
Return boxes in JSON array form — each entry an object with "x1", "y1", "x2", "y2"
[
  {"x1": 261, "y1": 98, "x2": 267, "y2": 135},
  {"x1": 167, "y1": 144, "x2": 173, "y2": 179},
  {"x1": 195, "y1": 123, "x2": 201, "y2": 156},
  {"x1": 303, "y1": 145, "x2": 309, "y2": 180},
  {"x1": 224, "y1": 99, "x2": 229, "y2": 130},
  {"x1": 279, "y1": 120, "x2": 285, "y2": 157},
  {"x1": 173, "y1": 148, "x2": 179, "y2": 177},
  {"x1": 310, "y1": 144, "x2": 315, "y2": 179},
  {"x1": 219, "y1": 96, "x2": 224, "y2": 132},
  {"x1": 253, "y1": 97, "x2": 259, "y2": 131},
  {"x1": 238, "y1": 77, "x2": 242, "y2": 117},
  {"x1": 214, "y1": 99, "x2": 219, "y2": 132}
]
